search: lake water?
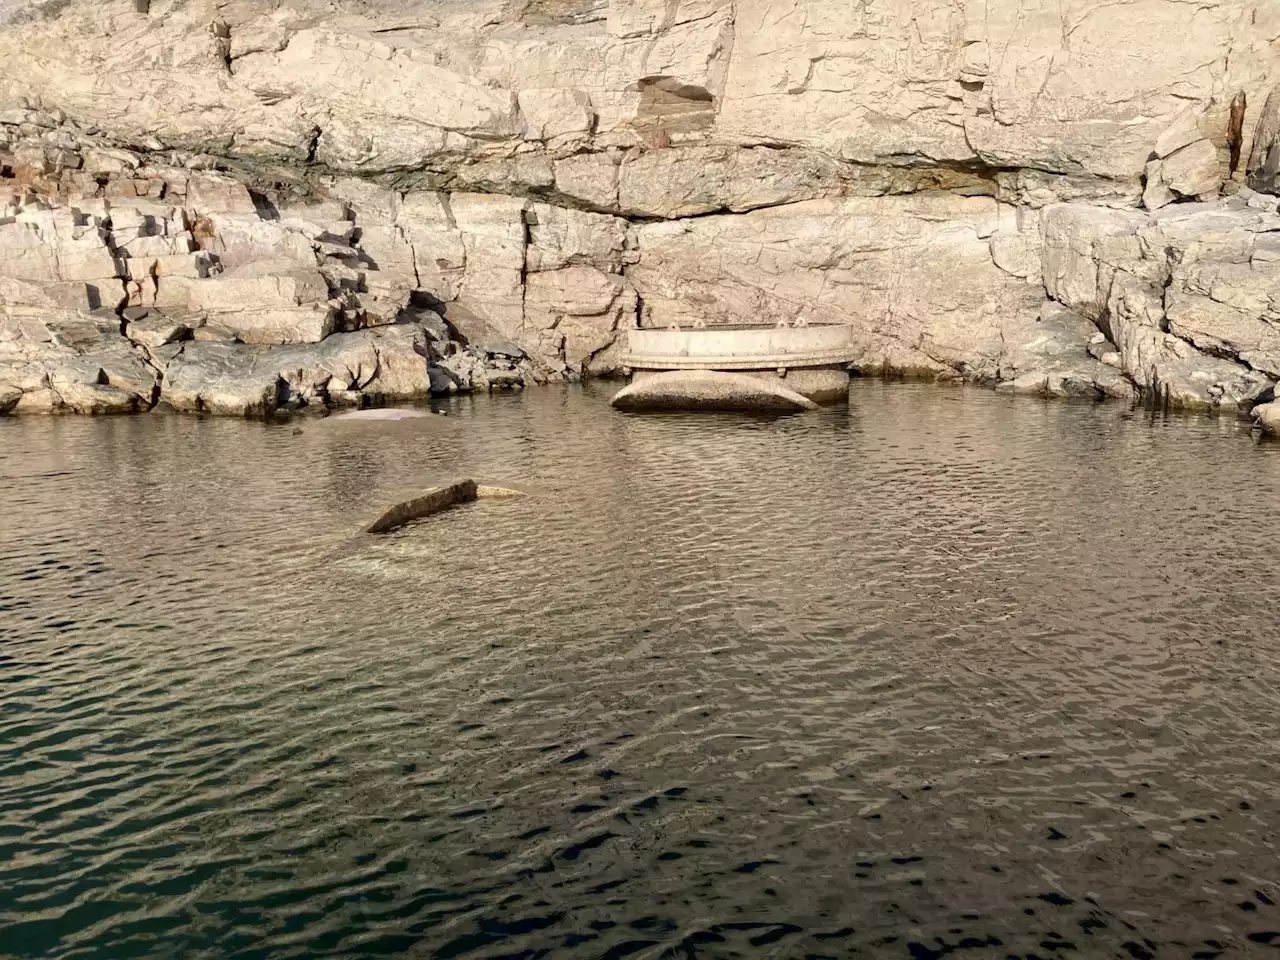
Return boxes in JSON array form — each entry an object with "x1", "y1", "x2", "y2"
[{"x1": 3, "y1": 382, "x2": 1280, "y2": 959}]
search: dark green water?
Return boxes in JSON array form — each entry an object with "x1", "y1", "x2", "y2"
[{"x1": 3, "y1": 382, "x2": 1280, "y2": 958}]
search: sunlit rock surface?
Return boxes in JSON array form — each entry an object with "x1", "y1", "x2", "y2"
[{"x1": 0, "y1": 0, "x2": 1276, "y2": 414}]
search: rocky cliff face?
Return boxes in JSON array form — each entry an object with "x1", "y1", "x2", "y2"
[{"x1": 0, "y1": 0, "x2": 1278, "y2": 417}]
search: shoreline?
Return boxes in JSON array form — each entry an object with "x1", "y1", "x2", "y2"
[
  {"x1": 0, "y1": 0, "x2": 1277, "y2": 431},
  {"x1": 3, "y1": 376, "x2": 1277, "y2": 442}
]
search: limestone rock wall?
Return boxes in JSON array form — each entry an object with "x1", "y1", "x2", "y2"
[{"x1": 0, "y1": 0, "x2": 1277, "y2": 416}]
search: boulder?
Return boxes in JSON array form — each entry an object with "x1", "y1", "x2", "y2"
[
  {"x1": 1253, "y1": 400, "x2": 1280, "y2": 436},
  {"x1": 158, "y1": 321, "x2": 435, "y2": 416},
  {"x1": 0, "y1": 381, "x2": 20, "y2": 414},
  {"x1": 1040, "y1": 201, "x2": 1280, "y2": 411},
  {"x1": 429, "y1": 344, "x2": 533, "y2": 394},
  {"x1": 1040, "y1": 205, "x2": 1148, "y2": 318},
  {"x1": 1144, "y1": 139, "x2": 1225, "y2": 209},
  {"x1": 185, "y1": 173, "x2": 257, "y2": 217},
  {"x1": 1166, "y1": 261, "x2": 1280, "y2": 377},
  {"x1": 0, "y1": 211, "x2": 122, "y2": 288},
  {"x1": 197, "y1": 214, "x2": 317, "y2": 270},
  {"x1": 995, "y1": 302, "x2": 1136, "y2": 400},
  {"x1": 611, "y1": 370, "x2": 820, "y2": 413}
]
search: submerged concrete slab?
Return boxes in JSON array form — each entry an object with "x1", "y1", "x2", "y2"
[
  {"x1": 365, "y1": 479, "x2": 525, "y2": 533},
  {"x1": 476, "y1": 485, "x2": 524, "y2": 498},
  {"x1": 366, "y1": 480, "x2": 479, "y2": 533},
  {"x1": 332, "y1": 408, "x2": 434, "y2": 421},
  {"x1": 610, "y1": 370, "x2": 819, "y2": 413}
]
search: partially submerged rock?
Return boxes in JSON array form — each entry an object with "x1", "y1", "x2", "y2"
[
  {"x1": 1252, "y1": 400, "x2": 1280, "y2": 437},
  {"x1": 610, "y1": 370, "x2": 820, "y2": 413}
]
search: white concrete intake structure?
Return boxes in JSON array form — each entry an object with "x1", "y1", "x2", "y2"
[{"x1": 611, "y1": 324, "x2": 856, "y2": 412}]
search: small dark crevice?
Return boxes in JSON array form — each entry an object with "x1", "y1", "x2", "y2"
[
  {"x1": 518, "y1": 209, "x2": 532, "y2": 338},
  {"x1": 272, "y1": 376, "x2": 292, "y2": 413},
  {"x1": 1228, "y1": 90, "x2": 1247, "y2": 177},
  {"x1": 371, "y1": 22, "x2": 440, "y2": 35},
  {"x1": 436, "y1": 191, "x2": 458, "y2": 230},
  {"x1": 145, "y1": 364, "x2": 163, "y2": 410},
  {"x1": 305, "y1": 126, "x2": 321, "y2": 165},
  {"x1": 249, "y1": 190, "x2": 280, "y2": 220},
  {"x1": 211, "y1": 18, "x2": 232, "y2": 73},
  {"x1": 1157, "y1": 246, "x2": 1178, "y2": 334},
  {"x1": 409, "y1": 290, "x2": 449, "y2": 314}
]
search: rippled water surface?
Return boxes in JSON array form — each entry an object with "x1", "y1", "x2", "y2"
[{"x1": 4, "y1": 382, "x2": 1280, "y2": 959}]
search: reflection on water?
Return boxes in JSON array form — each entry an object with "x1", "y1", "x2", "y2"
[{"x1": 3, "y1": 382, "x2": 1280, "y2": 959}]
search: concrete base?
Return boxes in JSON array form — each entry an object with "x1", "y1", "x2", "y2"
[{"x1": 611, "y1": 370, "x2": 819, "y2": 413}]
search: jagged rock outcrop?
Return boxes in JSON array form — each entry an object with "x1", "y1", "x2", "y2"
[
  {"x1": 1042, "y1": 199, "x2": 1280, "y2": 410},
  {"x1": 0, "y1": 306, "x2": 157, "y2": 414},
  {"x1": 0, "y1": 0, "x2": 1276, "y2": 416},
  {"x1": 994, "y1": 303, "x2": 1136, "y2": 401}
]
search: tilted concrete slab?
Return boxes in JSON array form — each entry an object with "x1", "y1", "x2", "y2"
[{"x1": 365, "y1": 479, "x2": 524, "y2": 534}]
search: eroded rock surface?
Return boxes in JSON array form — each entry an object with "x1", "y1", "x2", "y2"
[
  {"x1": 1041, "y1": 199, "x2": 1280, "y2": 410},
  {"x1": 0, "y1": 0, "x2": 1275, "y2": 415}
]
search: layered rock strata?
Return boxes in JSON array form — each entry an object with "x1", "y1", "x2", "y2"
[{"x1": 0, "y1": 0, "x2": 1276, "y2": 421}]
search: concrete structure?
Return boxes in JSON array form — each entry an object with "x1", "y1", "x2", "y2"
[
  {"x1": 620, "y1": 325, "x2": 857, "y2": 372},
  {"x1": 365, "y1": 479, "x2": 523, "y2": 534},
  {"x1": 613, "y1": 324, "x2": 856, "y2": 410}
]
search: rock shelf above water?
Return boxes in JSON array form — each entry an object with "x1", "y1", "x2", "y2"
[{"x1": 0, "y1": 0, "x2": 1275, "y2": 423}]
